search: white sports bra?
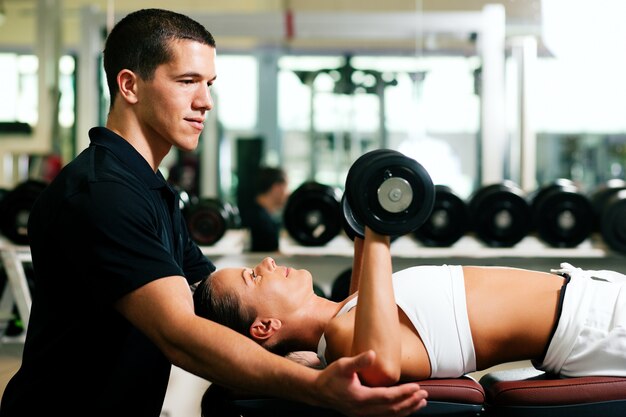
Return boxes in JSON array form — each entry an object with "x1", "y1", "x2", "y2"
[{"x1": 317, "y1": 265, "x2": 476, "y2": 378}]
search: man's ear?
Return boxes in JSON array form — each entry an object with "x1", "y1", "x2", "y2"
[
  {"x1": 117, "y1": 69, "x2": 139, "y2": 104},
  {"x1": 249, "y1": 318, "x2": 282, "y2": 342}
]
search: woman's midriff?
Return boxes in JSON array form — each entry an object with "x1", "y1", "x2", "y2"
[{"x1": 462, "y1": 266, "x2": 565, "y2": 370}]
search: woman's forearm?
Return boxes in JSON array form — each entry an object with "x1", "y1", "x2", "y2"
[{"x1": 352, "y1": 228, "x2": 401, "y2": 385}]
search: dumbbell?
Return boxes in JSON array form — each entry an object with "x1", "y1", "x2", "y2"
[
  {"x1": 184, "y1": 198, "x2": 234, "y2": 246},
  {"x1": 589, "y1": 179, "x2": 626, "y2": 254},
  {"x1": 342, "y1": 149, "x2": 435, "y2": 239},
  {"x1": 0, "y1": 179, "x2": 49, "y2": 245},
  {"x1": 330, "y1": 267, "x2": 352, "y2": 302},
  {"x1": 413, "y1": 185, "x2": 469, "y2": 247},
  {"x1": 529, "y1": 179, "x2": 594, "y2": 248},
  {"x1": 468, "y1": 181, "x2": 531, "y2": 247},
  {"x1": 313, "y1": 283, "x2": 327, "y2": 299},
  {"x1": 283, "y1": 181, "x2": 343, "y2": 246}
]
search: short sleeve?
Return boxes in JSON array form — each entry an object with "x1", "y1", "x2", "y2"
[{"x1": 71, "y1": 181, "x2": 188, "y2": 301}]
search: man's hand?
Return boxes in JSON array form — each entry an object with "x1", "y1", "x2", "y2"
[{"x1": 314, "y1": 350, "x2": 428, "y2": 417}]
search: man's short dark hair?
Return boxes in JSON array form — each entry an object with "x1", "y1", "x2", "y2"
[{"x1": 103, "y1": 8, "x2": 216, "y2": 106}]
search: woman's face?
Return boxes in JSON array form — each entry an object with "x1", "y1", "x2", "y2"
[{"x1": 212, "y1": 257, "x2": 315, "y2": 318}]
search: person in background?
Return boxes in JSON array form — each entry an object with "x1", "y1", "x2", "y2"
[
  {"x1": 0, "y1": 8, "x2": 428, "y2": 417},
  {"x1": 241, "y1": 166, "x2": 289, "y2": 252}
]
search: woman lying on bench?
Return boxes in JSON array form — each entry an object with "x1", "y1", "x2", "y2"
[{"x1": 193, "y1": 227, "x2": 626, "y2": 386}]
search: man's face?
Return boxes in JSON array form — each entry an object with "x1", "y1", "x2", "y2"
[
  {"x1": 135, "y1": 39, "x2": 217, "y2": 153},
  {"x1": 271, "y1": 182, "x2": 289, "y2": 208}
]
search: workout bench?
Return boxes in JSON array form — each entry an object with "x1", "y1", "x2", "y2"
[
  {"x1": 202, "y1": 376, "x2": 485, "y2": 416},
  {"x1": 204, "y1": 368, "x2": 626, "y2": 416},
  {"x1": 479, "y1": 367, "x2": 626, "y2": 417}
]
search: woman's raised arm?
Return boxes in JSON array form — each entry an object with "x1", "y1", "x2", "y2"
[{"x1": 351, "y1": 227, "x2": 402, "y2": 386}]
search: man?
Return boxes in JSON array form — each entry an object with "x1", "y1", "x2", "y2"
[
  {"x1": 241, "y1": 166, "x2": 288, "y2": 252},
  {"x1": 0, "y1": 9, "x2": 427, "y2": 417}
]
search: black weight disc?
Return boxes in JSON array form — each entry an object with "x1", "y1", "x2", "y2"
[
  {"x1": 283, "y1": 182, "x2": 342, "y2": 246},
  {"x1": 589, "y1": 179, "x2": 626, "y2": 231},
  {"x1": 413, "y1": 185, "x2": 469, "y2": 247},
  {"x1": 347, "y1": 150, "x2": 434, "y2": 236},
  {"x1": 313, "y1": 283, "x2": 327, "y2": 298},
  {"x1": 344, "y1": 149, "x2": 399, "y2": 234},
  {"x1": 344, "y1": 149, "x2": 399, "y2": 202},
  {"x1": 342, "y1": 194, "x2": 364, "y2": 240},
  {"x1": 185, "y1": 198, "x2": 229, "y2": 246},
  {"x1": 468, "y1": 181, "x2": 531, "y2": 247},
  {"x1": 531, "y1": 179, "x2": 593, "y2": 248},
  {"x1": 600, "y1": 189, "x2": 626, "y2": 254},
  {"x1": 331, "y1": 268, "x2": 352, "y2": 302},
  {"x1": 0, "y1": 179, "x2": 48, "y2": 245}
]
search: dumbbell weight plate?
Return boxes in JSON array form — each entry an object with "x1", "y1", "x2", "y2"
[
  {"x1": 313, "y1": 283, "x2": 327, "y2": 298},
  {"x1": 600, "y1": 189, "x2": 626, "y2": 254},
  {"x1": 531, "y1": 179, "x2": 593, "y2": 248},
  {"x1": 344, "y1": 149, "x2": 400, "y2": 207},
  {"x1": 342, "y1": 194, "x2": 364, "y2": 240},
  {"x1": 413, "y1": 185, "x2": 469, "y2": 247},
  {"x1": 346, "y1": 149, "x2": 435, "y2": 236},
  {"x1": 589, "y1": 179, "x2": 626, "y2": 231},
  {"x1": 0, "y1": 179, "x2": 49, "y2": 245},
  {"x1": 343, "y1": 149, "x2": 400, "y2": 239},
  {"x1": 283, "y1": 182, "x2": 342, "y2": 246},
  {"x1": 331, "y1": 268, "x2": 353, "y2": 302},
  {"x1": 185, "y1": 198, "x2": 229, "y2": 246},
  {"x1": 469, "y1": 181, "x2": 531, "y2": 247}
]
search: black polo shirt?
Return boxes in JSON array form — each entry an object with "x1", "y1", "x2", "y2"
[{"x1": 0, "y1": 127, "x2": 215, "y2": 417}]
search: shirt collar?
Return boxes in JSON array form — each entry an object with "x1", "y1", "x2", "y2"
[{"x1": 88, "y1": 127, "x2": 168, "y2": 190}]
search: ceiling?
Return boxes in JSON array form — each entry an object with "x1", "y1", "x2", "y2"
[{"x1": 0, "y1": 0, "x2": 544, "y2": 54}]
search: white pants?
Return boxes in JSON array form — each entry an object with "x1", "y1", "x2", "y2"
[{"x1": 534, "y1": 263, "x2": 626, "y2": 377}]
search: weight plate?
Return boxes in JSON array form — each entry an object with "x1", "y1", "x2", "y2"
[
  {"x1": 342, "y1": 194, "x2": 364, "y2": 240},
  {"x1": 413, "y1": 185, "x2": 469, "y2": 247},
  {"x1": 345, "y1": 149, "x2": 434, "y2": 236},
  {"x1": 331, "y1": 268, "x2": 352, "y2": 302},
  {"x1": 531, "y1": 181, "x2": 593, "y2": 247},
  {"x1": 590, "y1": 179, "x2": 626, "y2": 231},
  {"x1": 599, "y1": 189, "x2": 626, "y2": 254},
  {"x1": 469, "y1": 181, "x2": 530, "y2": 247},
  {"x1": 283, "y1": 182, "x2": 342, "y2": 246},
  {"x1": 185, "y1": 198, "x2": 229, "y2": 246},
  {"x1": 344, "y1": 149, "x2": 399, "y2": 216},
  {"x1": 0, "y1": 179, "x2": 49, "y2": 245}
]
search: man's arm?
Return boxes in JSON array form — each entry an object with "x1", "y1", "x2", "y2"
[
  {"x1": 351, "y1": 227, "x2": 402, "y2": 386},
  {"x1": 115, "y1": 275, "x2": 427, "y2": 417}
]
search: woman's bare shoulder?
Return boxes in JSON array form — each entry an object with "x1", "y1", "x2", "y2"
[{"x1": 324, "y1": 309, "x2": 356, "y2": 363}]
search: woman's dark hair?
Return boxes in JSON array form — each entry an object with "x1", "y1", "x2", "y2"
[
  {"x1": 193, "y1": 273, "x2": 256, "y2": 338},
  {"x1": 103, "y1": 8, "x2": 216, "y2": 105},
  {"x1": 193, "y1": 273, "x2": 297, "y2": 356}
]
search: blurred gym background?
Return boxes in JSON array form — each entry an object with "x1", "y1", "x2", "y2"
[{"x1": 0, "y1": 1, "x2": 625, "y2": 416}]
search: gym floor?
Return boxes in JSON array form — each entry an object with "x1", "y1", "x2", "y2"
[{"x1": 0, "y1": 339, "x2": 21, "y2": 394}]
